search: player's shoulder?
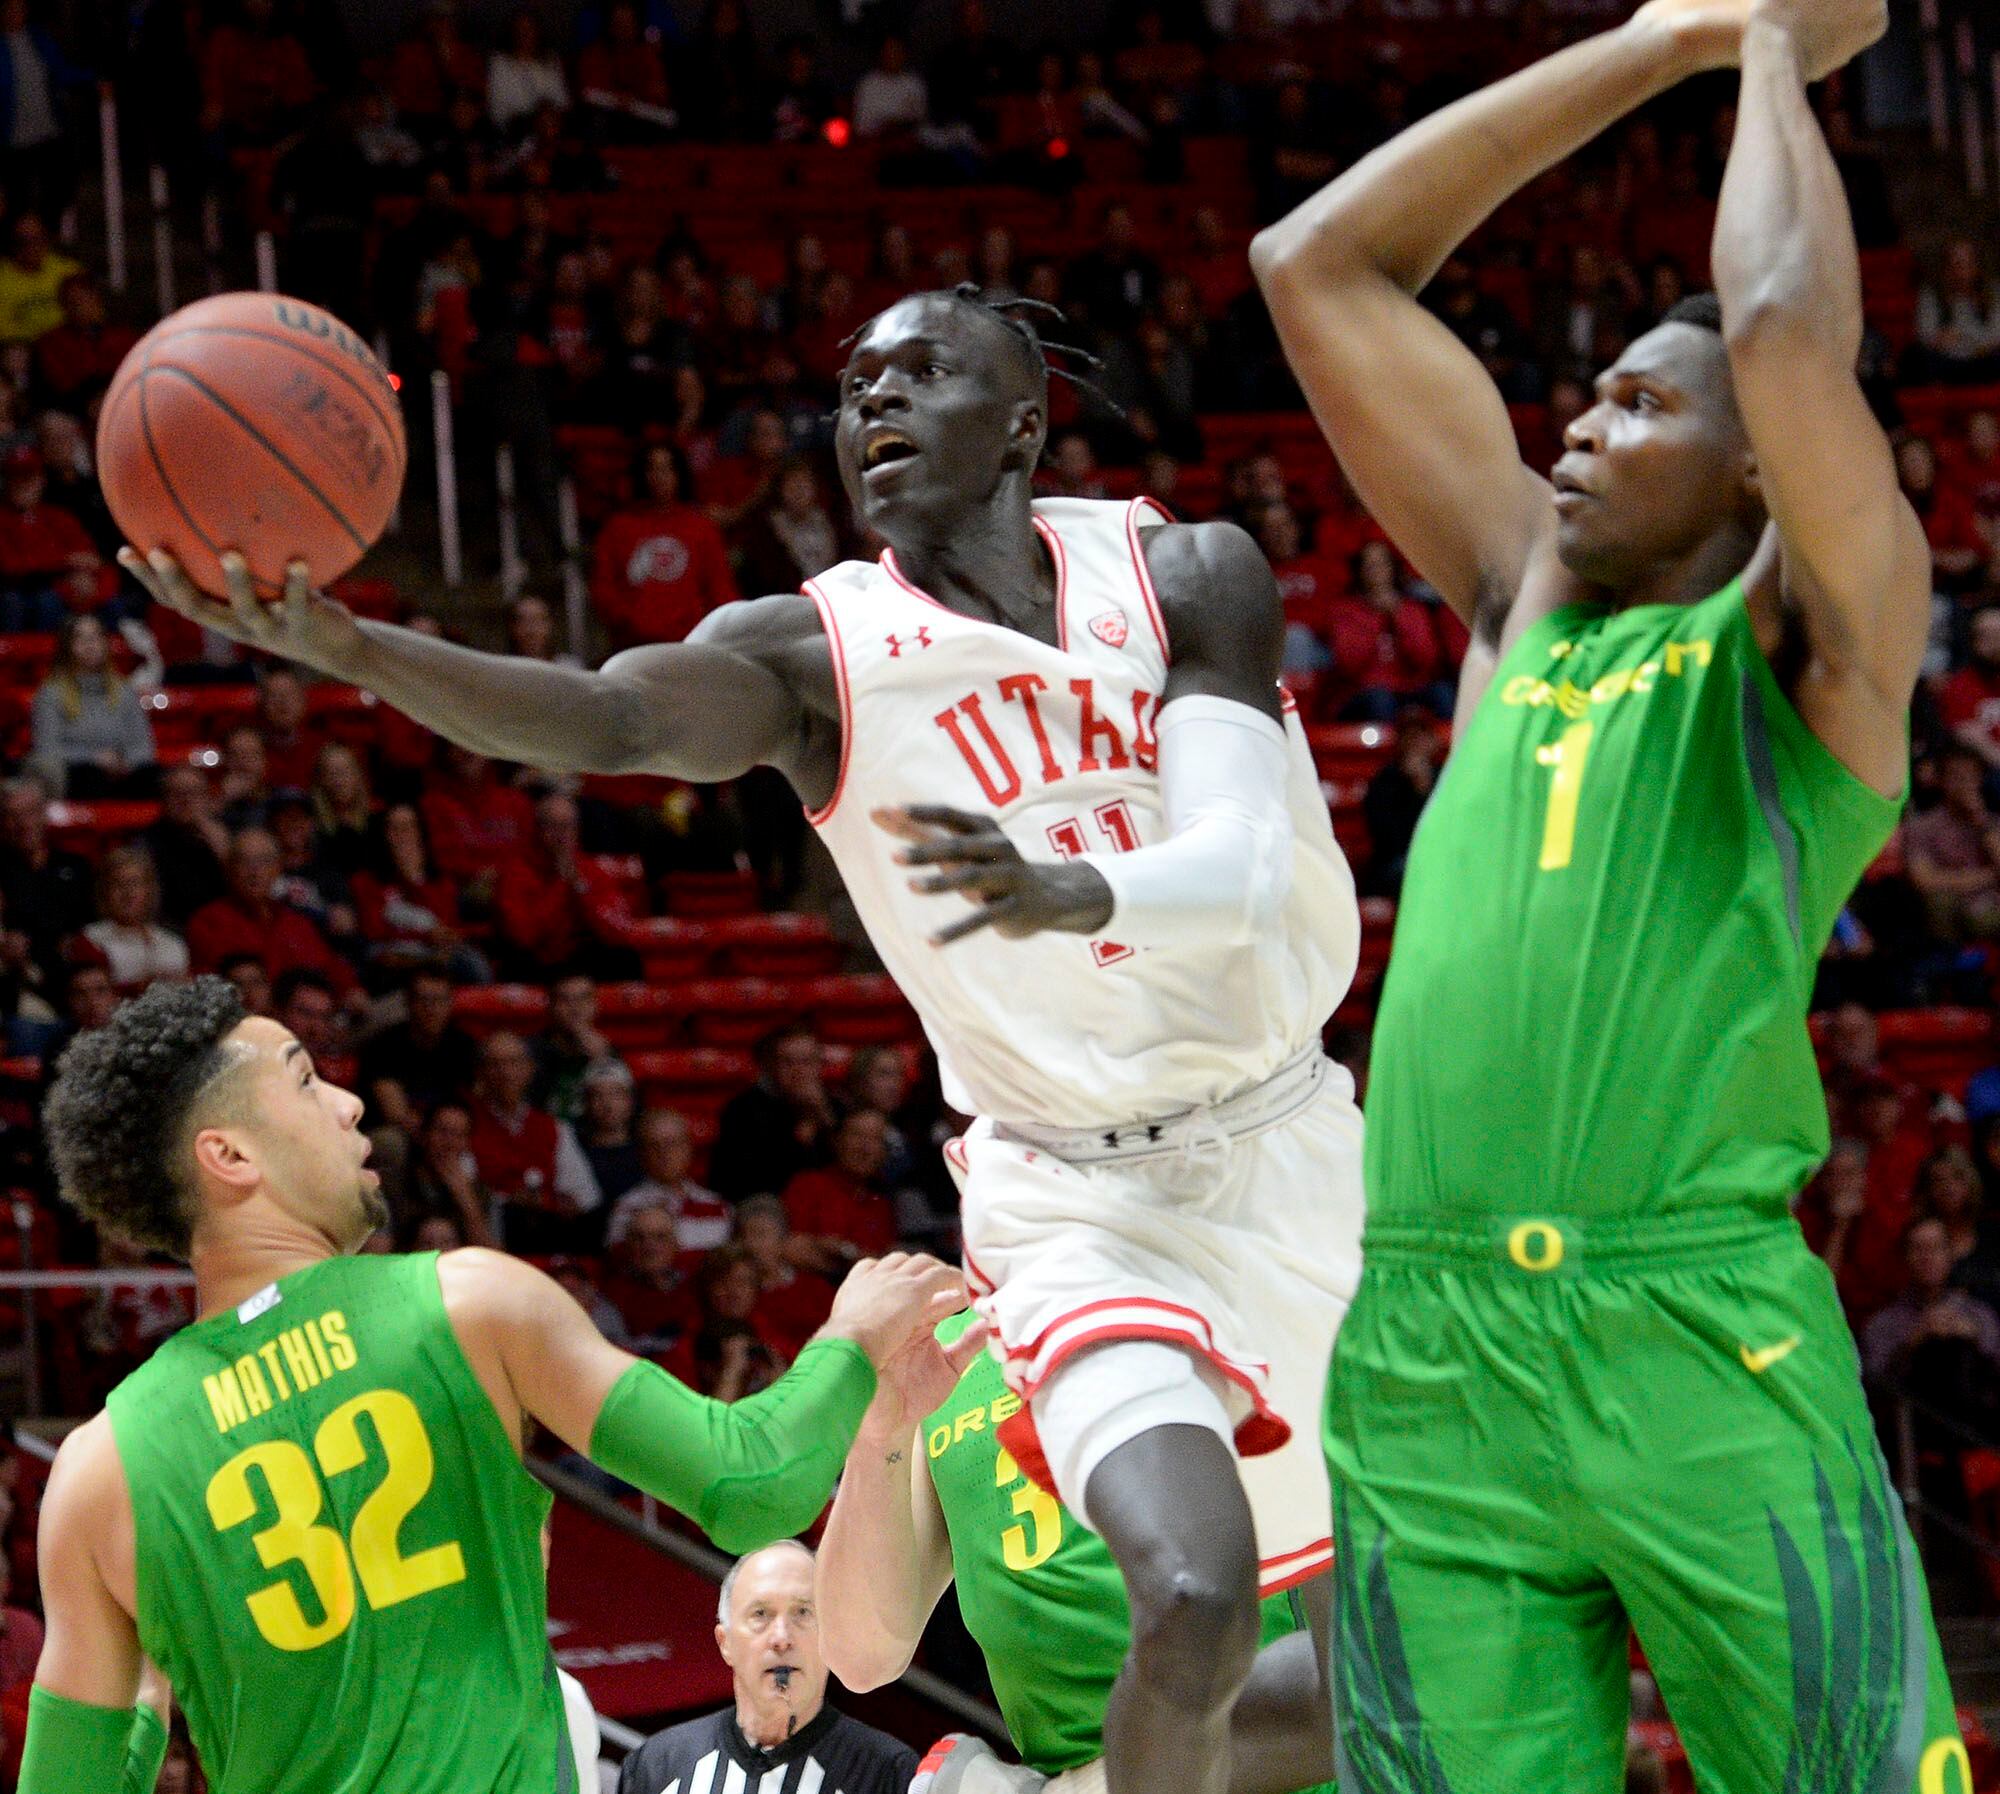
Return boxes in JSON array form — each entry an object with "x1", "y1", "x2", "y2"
[
  {"x1": 1139, "y1": 517, "x2": 1277, "y2": 611},
  {"x1": 42, "y1": 1411, "x2": 126, "y2": 1527}
]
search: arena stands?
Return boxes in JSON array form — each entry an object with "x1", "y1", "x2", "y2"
[{"x1": 4, "y1": 0, "x2": 2000, "y2": 1785}]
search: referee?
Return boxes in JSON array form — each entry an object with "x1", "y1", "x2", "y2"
[{"x1": 618, "y1": 1542, "x2": 917, "y2": 1794}]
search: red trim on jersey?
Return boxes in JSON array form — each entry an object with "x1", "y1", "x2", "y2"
[
  {"x1": 995, "y1": 1297, "x2": 1290, "y2": 1463},
  {"x1": 1007, "y1": 1293, "x2": 1270, "y2": 1379},
  {"x1": 1124, "y1": 496, "x2": 1175, "y2": 665},
  {"x1": 941, "y1": 1135, "x2": 970, "y2": 1174},
  {"x1": 1279, "y1": 690, "x2": 1299, "y2": 715},
  {"x1": 1034, "y1": 513, "x2": 1071, "y2": 651},
  {"x1": 1260, "y1": 1543, "x2": 1334, "y2": 1598},
  {"x1": 880, "y1": 521, "x2": 1070, "y2": 643},
  {"x1": 801, "y1": 578, "x2": 853, "y2": 828}
]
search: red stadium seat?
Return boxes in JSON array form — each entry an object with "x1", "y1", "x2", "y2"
[
  {"x1": 1307, "y1": 723, "x2": 1394, "y2": 783},
  {"x1": 663, "y1": 870, "x2": 761, "y2": 918},
  {"x1": 795, "y1": 973, "x2": 919, "y2": 1045},
  {"x1": 44, "y1": 801, "x2": 160, "y2": 857},
  {"x1": 0, "y1": 634, "x2": 56, "y2": 686},
  {"x1": 678, "y1": 977, "x2": 804, "y2": 1047},
  {"x1": 582, "y1": 854, "x2": 650, "y2": 917},
  {"x1": 141, "y1": 686, "x2": 257, "y2": 748},
  {"x1": 708, "y1": 913, "x2": 843, "y2": 977},
  {"x1": 627, "y1": 1046, "x2": 758, "y2": 1120},
  {"x1": 452, "y1": 985, "x2": 551, "y2": 1037},
  {"x1": 592, "y1": 983, "x2": 686, "y2": 1051},
  {"x1": 618, "y1": 916, "x2": 718, "y2": 981}
]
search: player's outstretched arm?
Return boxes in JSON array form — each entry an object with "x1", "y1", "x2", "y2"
[
  {"x1": 444, "y1": 1248, "x2": 966, "y2": 1555},
  {"x1": 1250, "y1": 4, "x2": 1743, "y2": 622},
  {"x1": 817, "y1": 1318, "x2": 987, "y2": 1690},
  {"x1": 1713, "y1": 0, "x2": 1925, "y2": 798},
  {"x1": 117, "y1": 549, "x2": 814, "y2": 784},
  {"x1": 19, "y1": 1418, "x2": 172, "y2": 1794}
]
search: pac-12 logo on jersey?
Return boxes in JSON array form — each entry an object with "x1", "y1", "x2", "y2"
[{"x1": 1088, "y1": 609, "x2": 1129, "y2": 649}]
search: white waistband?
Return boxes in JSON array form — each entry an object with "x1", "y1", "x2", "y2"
[{"x1": 992, "y1": 1045, "x2": 1329, "y2": 1167}]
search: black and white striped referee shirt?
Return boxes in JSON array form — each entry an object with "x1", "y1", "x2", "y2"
[{"x1": 616, "y1": 1703, "x2": 919, "y2": 1794}]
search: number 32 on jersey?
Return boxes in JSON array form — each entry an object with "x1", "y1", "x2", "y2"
[{"x1": 205, "y1": 1387, "x2": 467, "y2": 1652}]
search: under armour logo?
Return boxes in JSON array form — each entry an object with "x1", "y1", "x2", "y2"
[
  {"x1": 1099, "y1": 1122, "x2": 1165, "y2": 1150},
  {"x1": 886, "y1": 628, "x2": 934, "y2": 656}
]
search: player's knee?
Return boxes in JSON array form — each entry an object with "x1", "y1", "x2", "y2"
[{"x1": 1125, "y1": 1554, "x2": 1259, "y2": 1707}]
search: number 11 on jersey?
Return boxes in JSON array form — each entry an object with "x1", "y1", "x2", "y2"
[{"x1": 1047, "y1": 800, "x2": 1140, "y2": 966}]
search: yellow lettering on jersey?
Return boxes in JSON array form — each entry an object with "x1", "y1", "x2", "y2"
[
  {"x1": 320, "y1": 1310, "x2": 358, "y2": 1372},
  {"x1": 257, "y1": 1339, "x2": 293, "y2": 1402},
  {"x1": 927, "y1": 1424, "x2": 953, "y2": 1460},
  {"x1": 1501, "y1": 641, "x2": 1712, "y2": 713},
  {"x1": 303, "y1": 1318, "x2": 336, "y2": 1381},
  {"x1": 954, "y1": 1408, "x2": 987, "y2": 1443},
  {"x1": 1920, "y1": 1739, "x2": 1972, "y2": 1794},
  {"x1": 278, "y1": 1327, "x2": 321, "y2": 1393},
  {"x1": 204, "y1": 1367, "x2": 249, "y2": 1435},
  {"x1": 236, "y1": 1354, "x2": 273, "y2": 1416},
  {"x1": 991, "y1": 1391, "x2": 1021, "y2": 1424}
]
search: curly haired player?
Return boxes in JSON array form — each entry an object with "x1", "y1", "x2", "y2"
[{"x1": 20, "y1": 978, "x2": 963, "y2": 1794}]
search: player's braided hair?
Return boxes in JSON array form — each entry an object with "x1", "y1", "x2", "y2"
[
  {"x1": 841, "y1": 283, "x2": 1123, "y2": 417},
  {"x1": 44, "y1": 975, "x2": 248, "y2": 1258}
]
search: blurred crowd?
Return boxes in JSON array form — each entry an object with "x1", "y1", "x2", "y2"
[{"x1": 0, "y1": 13, "x2": 1996, "y2": 1768}]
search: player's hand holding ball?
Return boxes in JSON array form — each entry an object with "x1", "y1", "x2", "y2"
[{"x1": 118, "y1": 547, "x2": 362, "y2": 681}]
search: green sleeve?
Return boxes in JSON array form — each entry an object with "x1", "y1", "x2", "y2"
[
  {"x1": 588, "y1": 1336, "x2": 876, "y2": 1554},
  {"x1": 124, "y1": 1703, "x2": 169, "y2": 1794},
  {"x1": 19, "y1": 1686, "x2": 165, "y2": 1794}
]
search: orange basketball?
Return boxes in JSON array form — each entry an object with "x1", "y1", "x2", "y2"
[{"x1": 96, "y1": 291, "x2": 407, "y2": 599}]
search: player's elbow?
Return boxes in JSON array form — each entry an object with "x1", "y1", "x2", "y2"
[{"x1": 819, "y1": 1631, "x2": 911, "y2": 1693}]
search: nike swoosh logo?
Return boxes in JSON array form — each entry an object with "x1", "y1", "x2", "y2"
[{"x1": 1741, "y1": 1336, "x2": 1802, "y2": 1374}]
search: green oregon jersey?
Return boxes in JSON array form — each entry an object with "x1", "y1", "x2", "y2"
[
  {"x1": 923, "y1": 1315, "x2": 1328, "y2": 1781},
  {"x1": 1367, "y1": 581, "x2": 1901, "y2": 1228},
  {"x1": 105, "y1": 1252, "x2": 571, "y2": 1794}
]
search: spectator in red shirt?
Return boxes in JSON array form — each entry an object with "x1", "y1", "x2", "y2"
[
  {"x1": 1899, "y1": 436, "x2": 1988, "y2": 592},
  {"x1": 1905, "y1": 745, "x2": 2000, "y2": 943},
  {"x1": 185, "y1": 827, "x2": 355, "y2": 994},
  {"x1": 604, "y1": 1106, "x2": 732, "y2": 1260},
  {"x1": 388, "y1": 1, "x2": 485, "y2": 130},
  {"x1": 598, "y1": 1202, "x2": 698, "y2": 1359},
  {"x1": 590, "y1": 442, "x2": 739, "y2": 650},
  {"x1": 683, "y1": 1247, "x2": 785, "y2": 1399},
  {"x1": 420, "y1": 743, "x2": 537, "y2": 892},
  {"x1": 200, "y1": 0, "x2": 318, "y2": 146},
  {"x1": 1941, "y1": 607, "x2": 2000, "y2": 783},
  {"x1": 577, "y1": 0, "x2": 671, "y2": 116},
  {"x1": 0, "y1": 443, "x2": 113, "y2": 632},
  {"x1": 733, "y1": 1192, "x2": 835, "y2": 1361},
  {"x1": 783, "y1": 1108, "x2": 899, "y2": 1271},
  {"x1": 255, "y1": 666, "x2": 323, "y2": 792},
  {"x1": 1252, "y1": 500, "x2": 1344, "y2": 711},
  {"x1": 34, "y1": 273, "x2": 139, "y2": 407},
  {"x1": 273, "y1": 967, "x2": 357, "y2": 1090},
  {"x1": 350, "y1": 801, "x2": 487, "y2": 986},
  {"x1": 1941, "y1": 410, "x2": 2000, "y2": 552},
  {"x1": 466, "y1": 1028, "x2": 603, "y2": 1253},
  {"x1": 492, "y1": 791, "x2": 639, "y2": 980},
  {"x1": 701, "y1": 404, "x2": 789, "y2": 529},
  {"x1": 1324, "y1": 541, "x2": 1449, "y2": 722}
]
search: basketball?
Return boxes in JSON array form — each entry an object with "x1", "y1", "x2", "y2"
[{"x1": 95, "y1": 291, "x2": 406, "y2": 600}]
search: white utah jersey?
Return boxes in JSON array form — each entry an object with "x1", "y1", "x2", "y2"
[{"x1": 806, "y1": 496, "x2": 1360, "y2": 1130}]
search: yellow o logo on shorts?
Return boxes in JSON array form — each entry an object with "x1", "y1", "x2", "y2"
[
  {"x1": 1507, "y1": 1222, "x2": 1565, "y2": 1273},
  {"x1": 1920, "y1": 1739, "x2": 1972, "y2": 1794}
]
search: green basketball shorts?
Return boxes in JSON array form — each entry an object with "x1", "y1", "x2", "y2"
[{"x1": 1322, "y1": 1209, "x2": 1969, "y2": 1794}]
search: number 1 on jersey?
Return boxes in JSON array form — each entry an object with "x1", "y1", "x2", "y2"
[{"x1": 1536, "y1": 722, "x2": 1594, "y2": 871}]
